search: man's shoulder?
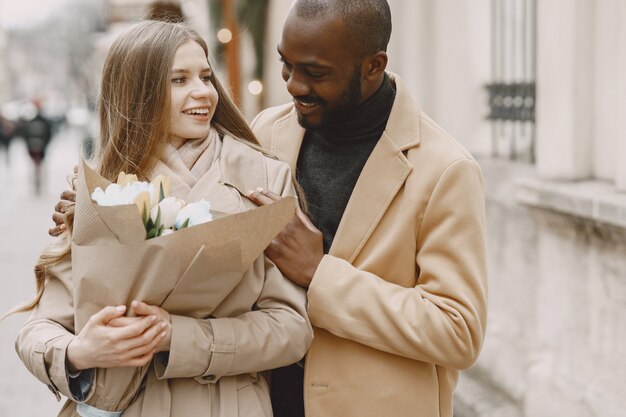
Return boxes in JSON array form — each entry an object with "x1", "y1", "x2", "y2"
[
  {"x1": 387, "y1": 73, "x2": 476, "y2": 168},
  {"x1": 410, "y1": 111, "x2": 478, "y2": 169}
]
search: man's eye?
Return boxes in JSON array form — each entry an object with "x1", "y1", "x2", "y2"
[{"x1": 307, "y1": 72, "x2": 325, "y2": 80}]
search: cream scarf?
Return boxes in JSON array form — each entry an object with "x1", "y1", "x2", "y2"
[{"x1": 159, "y1": 128, "x2": 222, "y2": 192}]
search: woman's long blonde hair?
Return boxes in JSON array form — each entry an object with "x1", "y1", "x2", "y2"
[
  {"x1": 2, "y1": 20, "x2": 304, "y2": 320},
  {"x1": 98, "y1": 20, "x2": 261, "y2": 181}
]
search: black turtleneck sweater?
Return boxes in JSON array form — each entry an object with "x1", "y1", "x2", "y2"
[
  {"x1": 297, "y1": 74, "x2": 396, "y2": 252},
  {"x1": 270, "y1": 74, "x2": 396, "y2": 417}
]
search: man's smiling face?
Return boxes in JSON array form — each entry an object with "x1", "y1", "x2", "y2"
[{"x1": 278, "y1": 12, "x2": 364, "y2": 129}]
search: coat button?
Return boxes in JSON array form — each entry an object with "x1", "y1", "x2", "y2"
[{"x1": 202, "y1": 374, "x2": 216, "y2": 381}]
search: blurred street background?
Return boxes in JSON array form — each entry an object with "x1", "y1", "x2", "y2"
[{"x1": 1, "y1": 1, "x2": 625, "y2": 417}]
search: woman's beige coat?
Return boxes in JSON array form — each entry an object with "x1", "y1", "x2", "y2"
[
  {"x1": 15, "y1": 136, "x2": 313, "y2": 417},
  {"x1": 250, "y1": 74, "x2": 488, "y2": 417}
]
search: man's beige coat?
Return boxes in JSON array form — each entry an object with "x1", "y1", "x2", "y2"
[
  {"x1": 250, "y1": 74, "x2": 488, "y2": 417},
  {"x1": 15, "y1": 136, "x2": 313, "y2": 417}
]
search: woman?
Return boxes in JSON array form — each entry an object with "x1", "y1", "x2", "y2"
[{"x1": 12, "y1": 20, "x2": 312, "y2": 417}]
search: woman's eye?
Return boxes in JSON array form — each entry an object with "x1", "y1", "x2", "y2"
[
  {"x1": 172, "y1": 77, "x2": 185, "y2": 84},
  {"x1": 202, "y1": 76, "x2": 212, "y2": 83}
]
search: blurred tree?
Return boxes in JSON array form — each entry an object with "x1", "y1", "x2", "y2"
[
  {"x1": 209, "y1": 0, "x2": 269, "y2": 104},
  {"x1": 237, "y1": 0, "x2": 269, "y2": 81}
]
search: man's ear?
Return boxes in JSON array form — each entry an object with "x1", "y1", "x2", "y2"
[{"x1": 363, "y1": 51, "x2": 388, "y2": 81}]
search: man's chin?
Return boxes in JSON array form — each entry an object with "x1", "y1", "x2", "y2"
[{"x1": 296, "y1": 112, "x2": 323, "y2": 130}]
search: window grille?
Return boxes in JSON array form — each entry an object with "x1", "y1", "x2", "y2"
[{"x1": 487, "y1": 0, "x2": 536, "y2": 162}]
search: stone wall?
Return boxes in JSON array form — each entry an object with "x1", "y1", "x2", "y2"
[{"x1": 454, "y1": 158, "x2": 626, "y2": 417}]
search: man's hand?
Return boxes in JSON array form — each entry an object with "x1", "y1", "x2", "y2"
[
  {"x1": 67, "y1": 305, "x2": 166, "y2": 371},
  {"x1": 247, "y1": 188, "x2": 324, "y2": 288},
  {"x1": 49, "y1": 166, "x2": 78, "y2": 237}
]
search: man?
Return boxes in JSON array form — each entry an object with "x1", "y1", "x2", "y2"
[
  {"x1": 51, "y1": 1, "x2": 487, "y2": 415},
  {"x1": 246, "y1": 1, "x2": 487, "y2": 417}
]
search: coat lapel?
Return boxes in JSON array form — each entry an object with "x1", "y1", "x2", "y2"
[
  {"x1": 330, "y1": 75, "x2": 422, "y2": 262},
  {"x1": 329, "y1": 132, "x2": 412, "y2": 262},
  {"x1": 268, "y1": 74, "x2": 422, "y2": 263},
  {"x1": 269, "y1": 108, "x2": 305, "y2": 172}
]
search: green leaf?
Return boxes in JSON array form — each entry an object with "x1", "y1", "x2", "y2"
[
  {"x1": 178, "y1": 218, "x2": 190, "y2": 230},
  {"x1": 159, "y1": 182, "x2": 165, "y2": 203},
  {"x1": 154, "y1": 206, "x2": 162, "y2": 230},
  {"x1": 142, "y1": 203, "x2": 148, "y2": 226}
]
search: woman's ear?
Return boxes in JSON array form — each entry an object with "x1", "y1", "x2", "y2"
[{"x1": 363, "y1": 51, "x2": 388, "y2": 81}]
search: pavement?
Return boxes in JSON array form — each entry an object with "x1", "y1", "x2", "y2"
[{"x1": 0, "y1": 128, "x2": 83, "y2": 417}]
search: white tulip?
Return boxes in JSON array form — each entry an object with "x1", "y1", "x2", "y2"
[
  {"x1": 175, "y1": 199, "x2": 213, "y2": 229},
  {"x1": 91, "y1": 181, "x2": 156, "y2": 207},
  {"x1": 151, "y1": 196, "x2": 185, "y2": 229}
]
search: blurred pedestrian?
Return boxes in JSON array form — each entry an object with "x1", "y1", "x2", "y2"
[
  {"x1": 22, "y1": 100, "x2": 52, "y2": 194},
  {"x1": 0, "y1": 113, "x2": 14, "y2": 164}
]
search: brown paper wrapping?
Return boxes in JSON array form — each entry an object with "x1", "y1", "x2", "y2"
[{"x1": 71, "y1": 160, "x2": 295, "y2": 412}]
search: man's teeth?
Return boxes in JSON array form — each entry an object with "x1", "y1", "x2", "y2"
[
  {"x1": 184, "y1": 108, "x2": 209, "y2": 115},
  {"x1": 297, "y1": 100, "x2": 316, "y2": 108}
]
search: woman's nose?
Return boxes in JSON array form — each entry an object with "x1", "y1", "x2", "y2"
[{"x1": 191, "y1": 80, "x2": 212, "y2": 97}]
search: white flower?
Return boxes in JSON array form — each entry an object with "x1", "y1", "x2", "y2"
[
  {"x1": 151, "y1": 196, "x2": 185, "y2": 229},
  {"x1": 91, "y1": 181, "x2": 155, "y2": 206},
  {"x1": 175, "y1": 199, "x2": 213, "y2": 229},
  {"x1": 91, "y1": 184, "x2": 125, "y2": 206}
]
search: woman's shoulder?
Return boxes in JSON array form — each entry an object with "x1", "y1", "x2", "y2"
[
  {"x1": 221, "y1": 135, "x2": 292, "y2": 193},
  {"x1": 223, "y1": 134, "x2": 289, "y2": 166}
]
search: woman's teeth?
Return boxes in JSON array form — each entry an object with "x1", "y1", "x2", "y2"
[{"x1": 184, "y1": 108, "x2": 209, "y2": 115}]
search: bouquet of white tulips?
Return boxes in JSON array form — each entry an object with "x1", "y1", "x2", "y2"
[
  {"x1": 90, "y1": 171, "x2": 213, "y2": 238},
  {"x1": 70, "y1": 160, "x2": 296, "y2": 415}
]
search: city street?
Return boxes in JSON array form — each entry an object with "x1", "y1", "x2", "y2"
[{"x1": 0, "y1": 129, "x2": 83, "y2": 416}]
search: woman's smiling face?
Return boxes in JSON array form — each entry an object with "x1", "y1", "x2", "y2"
[{"x1": 169, "y1": 40, "x2": 218, "y2": 143}]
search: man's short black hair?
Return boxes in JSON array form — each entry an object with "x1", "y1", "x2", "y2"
[{"x1": 293, "y1": 0, "x2": 392, "y2": 56}]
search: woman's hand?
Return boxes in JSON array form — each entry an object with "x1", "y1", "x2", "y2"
[
  {"x1": 66, "y1": 305, "x2": 167, "y2": 371},
  {"x1": 128, "y1": 300, "x2": 172, "y2": 353}
]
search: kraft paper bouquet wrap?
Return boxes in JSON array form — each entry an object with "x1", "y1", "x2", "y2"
[{"x1": 71, "y1": 160, "x2": 296, "y2": 413}]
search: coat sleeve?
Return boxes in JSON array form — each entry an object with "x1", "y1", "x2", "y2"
[
  {"x1": 155, "y1": 161, "x2": 312, "y2": 381},
  {"x1": 15, "y1": 252, "x2": 95, "y2": 401},
  {"x1": 306, "y1": 158, "x2": 488, "y2": 370}
]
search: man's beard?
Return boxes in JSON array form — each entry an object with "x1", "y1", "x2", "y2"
[{"x1": 297, "y1": 65, "x2": 362, "y2": 130}]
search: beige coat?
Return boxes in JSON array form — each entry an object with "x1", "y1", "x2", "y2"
[
  {"x1": 15, "y1": 135, "x2": 313, "y2": 417},
  {"x1": 250, "y1": 74, "x2": 488, "y2": 417}
]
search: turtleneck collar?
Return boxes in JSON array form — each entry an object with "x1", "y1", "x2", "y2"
[{"x1": 314, "y1": 72, "x2": 396, "y2": 143}]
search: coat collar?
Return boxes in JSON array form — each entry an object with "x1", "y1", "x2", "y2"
[
  {"x1": 269, "y1": 73, "x2": 421, "y2": 173},
  {"x1": 268, "y1": 73, "x2": 421, "y2": 262},
  {"x1": 151, "y1": 135, "x2": 268, "y2": 200}
]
